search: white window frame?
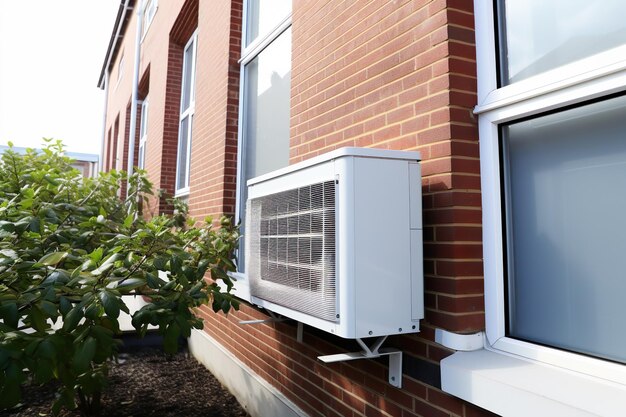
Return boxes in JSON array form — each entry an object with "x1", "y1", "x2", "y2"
[
  {"x1": 138, "y1": 97, "x2": 148, "y2": 170},
  {"x1": 476, "y1": 0, "x2": 626, "y2": 386},
  {"x1": 141, "y1": 0, "x2": 158, "y2": 41},
  {"x1": 233, "y1": 3, "x2": 292, "y2": 278},
  {"x1": 175, "y1": 31, "x2": 198, "y2": 197},
  {"x1": 440, "y1": 4, "x2": 626, "y2": 416},
  {"x1": 115, "y1": 52, "x2": 124, "y2": 89}
]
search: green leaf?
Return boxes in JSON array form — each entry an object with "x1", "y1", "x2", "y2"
[
  {"x1": 0, "y1": 221, "x2": 15, "y2": 232},
  {"x1": 62, "y1": 306, "x2": 84, "y2": 332},
  {"x1": 38, "y1": 251, "x2": 68, "y2": 266},
  {"x1": 91, "y1": 253, "x2": 121, "y2": 275},
  {"x1": 89, "y1": 247, "x2": 103, "y2": 263},
  {"x1": 0, "y1": 362, "x2": 24, "y2": 409},
  {"x1": 115, "y1": 278, "x2": 146, "y2": 293},
  {"x1": 0, "y1": 303, "x2": 18, "y2": 329},
  {"x1": 84, "y1": 302, "x2": 101, "y2": 320},
  {"x1": 73, "y1": 336, "x2": 97, "y2": 373},
  {"x1": 0, "y1": 248, "x2": 18, "y2": 259},
  {"x1": 39, "y1": 300, "x2": 58, "y2": 317},
  {"x1": 36, "y1": 339, "x2": 57, "y2": 360},
  {"x1": 28, "y1": 216, "x2": 41, "y2": 233},
  {"x1": 124, "y1": 213, "x2": 134, "y2": 228},
  {"x1": 29, "y1": 305, "x2": 48, "y2": 332},
  {"x1": 163, "y1": 323, "x2": 180, "y2": 354},
  {"x1": 59, "y1": 296, "x2": 72, "y2": 315},
  {"x1": 33, "y1": 358, "x2": 55, "y2": 384},
  {"x1": 98, "y1": 290, "x2": 120, "y2": 319},
  {"x1": 170, "y1": 255, "x2": 182, "y2": 274},
  {"x1": 153, "y1": 257, "x2": 167, "y2": 270}
]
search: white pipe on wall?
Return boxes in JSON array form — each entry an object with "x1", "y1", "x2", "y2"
[
  {"x1": 126, "y1": 2, "x2": 145, "y2": 190},
  {"x1": 99, "y1": 0, "x2": 132, "y2": 174}
]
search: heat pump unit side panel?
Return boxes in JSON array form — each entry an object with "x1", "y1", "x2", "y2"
[
  {"x1": 353, "y1": 158, "x2": 415, "y2": 338},
  {"x1": 411, "y1": 229, "x2": 424, "y2": 322},
  {"x1": 333, "y1": 157, "x2": 357, "y2": 338}
]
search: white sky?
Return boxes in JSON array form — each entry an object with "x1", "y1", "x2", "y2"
[{"x1": 0, "y1": 1, "x2": 119, "y2": 155}]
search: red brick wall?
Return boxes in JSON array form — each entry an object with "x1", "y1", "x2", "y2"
[
  {"x1": 291, "y1": 0, "x2": 483, "y2": 334},
  {"x1": 102, "y1": 0, "x2": 493, "y2": 416},
  {"x1": 187, "y1": 0, "x2": 241, "y2": 220},
  {"x1": 195, "y1": 2, "x2": 491, "y2": 417}
]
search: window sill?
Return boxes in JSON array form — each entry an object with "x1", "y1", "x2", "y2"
[
  {"x1": 174, "y1": 189, "x2": 189, "y2": 199},
  {"x1": 441, "y1": 349, "x2": 626, "y2": 417}
]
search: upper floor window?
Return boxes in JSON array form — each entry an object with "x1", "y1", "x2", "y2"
[
  {"x1": 236, "y1": 1, "x2": 292, "y2": 271},
  {"x1": 116, "y1": 52, "x2": 124, "y2": 85},
  {"x1": 244, "y1": 0, "x2": 291, "y2": 47},
  {"x1": 138, "y1": 97, "x2": 149, "y2": 170},
  {"x1": 497, "y1": 0, "x2": 626, "y2": 85},
  {"x1": 175, "y1": 31, "x2": 198, "y2": 196},
  {"x1": 476, "y1": 0, "x2": 626, "y2": 385},
  {"x1": 142, "y1": 0, "x2": 158, "y2": 39}
]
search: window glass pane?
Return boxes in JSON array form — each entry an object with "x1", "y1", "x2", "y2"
[
  {"x1": 503, "y1": 94, "x2": 626, "y2": 363},
  {"x1": 243, "y1": 28, "x2": 291, "y2": 182},
  {"x1": 139, "y1": 99, "x2": 148, "y2": 138},
  {"x1": 181, "y1": 39, "x2": 195, "y2": 112},
  {"x1": 138, "y1": 144, "x2": 145, "y2": 170},
  {"x1": 177, "y1": 116, "x2": 190, "y2": 190},
  {"x1": 498, "y1": 0, "x2": 626, "y2": 84},
  {"x1": 246, "y1": 0, "x2": 291, "y2": 46},
  {"x1": 239, "y1": 28, "x2": 291, "y2": 271}
]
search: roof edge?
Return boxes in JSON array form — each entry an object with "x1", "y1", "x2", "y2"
[{"x1": 97, "y1": 0, "x2": 134, "y2": 89}]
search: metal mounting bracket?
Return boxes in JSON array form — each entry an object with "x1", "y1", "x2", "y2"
[
  {"x1": 239, "y1": 312, "x2": 305, "y2": 343},
  {"x1": 317, "y1": 336, "x2": 403, "y2": 388},
  {"x1": 239, "y1": 310, "x2": 287, "y2": 325}
]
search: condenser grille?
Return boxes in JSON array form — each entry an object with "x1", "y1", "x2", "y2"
[{"x1": 248, "y1": 181, "x2": 337, "y2": 321}]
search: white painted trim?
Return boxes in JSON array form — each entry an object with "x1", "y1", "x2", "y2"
[
  {"x1": 140, "y1": 0, "x2": 158, "y2": 42},
  {"x1": 174, "y1": 188, "x2": 190, "y2": 198},
  {"x1": 175, "y1": 31, "x2": 198, "y2": 194},
  {"x1": 138, "y1": 97, "x2": 149, "y2": 170},
  {"x1": 474, "y1": 50, "x2": 626, "y2": 115},
  {"x1": 239, "y1": 15, "x2": 292, "y2": 66},
  {"x1": 188, "y1": 330, "x2": 308, "y2": 417},
  {"x1": 235, "y1": 2, "x2": 293, "y2": 272}
]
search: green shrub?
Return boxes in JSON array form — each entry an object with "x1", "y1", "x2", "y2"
[{"x1": 0, "y1": 140, "x2": 239, "y2": 416}]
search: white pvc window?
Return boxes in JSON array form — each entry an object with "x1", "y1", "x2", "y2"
[
  {"x1": 138, "y1": 97, "x2": 148, "y2": 170},
  {"x1": 116, "y1": 52, "x2": 124, "y2": 86},
  {"x1": 475, "y1": 0, "x2": 626, "y2": 386},
  {"x1": 245, "y1": 0, "x2": 292, "y2": 47},
  {"x1": 142, "y1": 0, "x2": 158, "y2": 39},
  {"x1": 235, "y1": 2, "x2": 292, "y2": 271},
  {"x1": 497, "y1": 0, "x2": 626, "y2": 85},
  {"x1": 175, "y1": 31, "x2": 197, "y2": 195},
  {"x1": 502, "y1": 94, "x2": 626, "y2": 364}
]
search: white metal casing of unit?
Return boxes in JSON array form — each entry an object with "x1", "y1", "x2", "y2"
[{"x1": 243, "y1": 147, "x2": 423, "y2": 339}]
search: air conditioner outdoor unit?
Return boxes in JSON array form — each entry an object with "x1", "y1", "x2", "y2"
[{"x1": 244, "y1": 147, "x2": 423, "y2": 340}]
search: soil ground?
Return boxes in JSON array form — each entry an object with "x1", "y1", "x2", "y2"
[{"x1": 0, "y1": 346, "x2": 250, "y2": 417}]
